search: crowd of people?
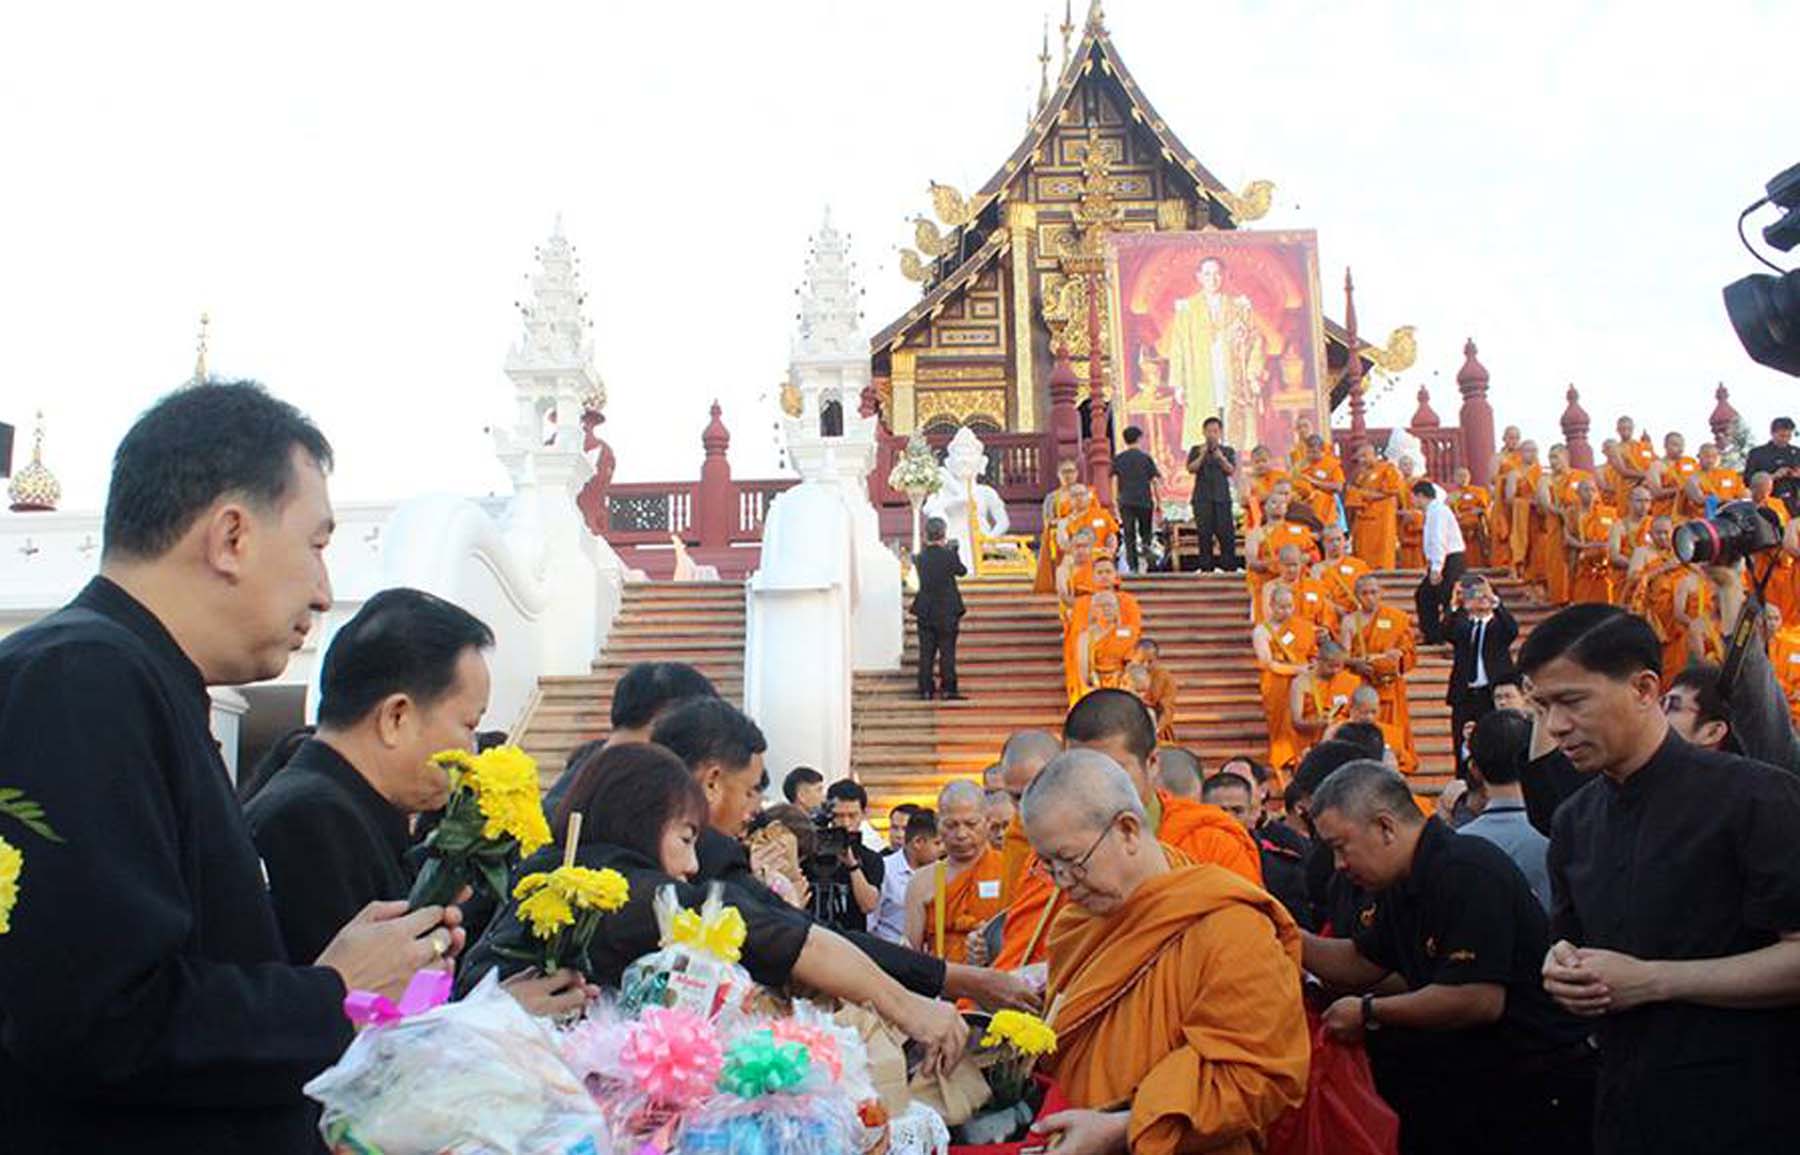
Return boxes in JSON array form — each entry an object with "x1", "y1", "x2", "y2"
[{"x1": 3, "y1": 379, "x2": 1800, "y2": 1155}]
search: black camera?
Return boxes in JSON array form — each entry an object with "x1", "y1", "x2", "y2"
[
  {"x1": 810, "y1": 806, "x2": 851, "y2": 864},
  {"x1": 1723, "y1": 161, "x2": 1800, "y2": 377},
  {"x1": 1673, "y1": 500, "x2": 1782, "y2": 567}
]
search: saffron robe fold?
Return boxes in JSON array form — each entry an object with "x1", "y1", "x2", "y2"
[
  {"x1": 1539, "y1": 469, "x2": 1591, "y2": 604},
  {"x1": 1346, "y1": 605, "x2": 1418, "y2": 769},
  {"x1": 1291, "y1": 668, "x2": 1362, "y2": 755},
  {"x1": 1153, "y1": 791, "x2": 1264, "y2": 887},
  {"x1": 1313, "y1": 555, "x2": 1371, "y2": 616},
  {"x1": 1770, "y1": 625, "x2": 1800, "y2": 727},
  {"x1": 1064, "y1": 588, "x2": 1142, "y2": 702},
  {"x1": 1509, "y1": 462, "x2": 1544, "y2": 581},
  {"x1": 1296, "y1": 455, "x2": 1344, "y2": 527},
  {"x1": 1257, "y1": 616, "x2": 1318, "y2": 772},
  {"x1": 1614, "y1": 436, "x2": 1656, "y2": 510},
  {"x1": 1451, "y1": 485, "x2": 1491, "y2": 567},
  {"x1": 1652, "y1": 455, "x2": 1699, "y2": 518},
  {"x1": 1043, "y1": 860, "x2": 1310, "y2": 1155},
  {"x1": 1346, "y1": 462, "x2": 1404, "y2": 569},
  {"x1": 926, "y1": 848, "x2": 1006, "y2": 964},
  {"x1": 1570, "y1": 505, "x2": 1617, "y2": 605},
  {"x1": 1248, "y1": 522, "x2": 1321, "y2": 623}
]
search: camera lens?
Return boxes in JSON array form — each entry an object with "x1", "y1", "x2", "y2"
[{"x1": 1673, "y1": 520, "x2": 1719, "y2": 565}]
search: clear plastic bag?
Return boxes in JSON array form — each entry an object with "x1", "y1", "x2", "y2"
[
  {"x1": 618, "y1": 883, "x2": 757, "y2": 1025},
  {"x1": 306, "y1": 971, "x2": 611, "y2": 1155},
  {"x1": 676, "y1": 1090, "x2": 862, "y2": 1155}
]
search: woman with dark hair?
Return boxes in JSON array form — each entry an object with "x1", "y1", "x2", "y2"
[{"x1": 459, "y1": 743, "x2": 971, "y2": 1073}]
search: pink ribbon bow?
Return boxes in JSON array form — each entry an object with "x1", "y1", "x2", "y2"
[{"x1": 343, "y1": 969, "x2": 453, "y2": 1028}]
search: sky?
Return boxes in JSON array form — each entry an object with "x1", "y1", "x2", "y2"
[{"x1": 3, "y1": 0, "x2": 1796, "y2": 510}]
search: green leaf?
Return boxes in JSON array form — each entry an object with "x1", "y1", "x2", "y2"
[
  {"x1": 0, "y1": 798, "x2": 63, "y2": 843},
  {"x1": 477, "y1": 858, "x2": 512, "y2": 906}
]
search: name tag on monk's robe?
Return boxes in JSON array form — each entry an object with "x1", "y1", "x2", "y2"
[
  {"x1": 1280, "y1": 632, "x2": 1295, "y2": 647},
  {"x1": 1116, "y1": 629, "x2": 1132, "y2": 639},
  {"x1": 978, "y1": 880, "x2": 1000, "y2": 900},
  {"x1": 1339, "y1": 565, "x2": 1357, "y2": 576},
  {"x1": 1377, "y1": 619, "x2": 1393, "y2": 630}
]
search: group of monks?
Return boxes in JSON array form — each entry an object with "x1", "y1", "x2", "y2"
[{"x1": 901, "y1": 703, "x2": 1305, "y2": 1153}]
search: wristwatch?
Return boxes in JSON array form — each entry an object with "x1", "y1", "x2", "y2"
[{"x1": 1360, "y1": 993, "x2": 1381, "y2": 1032}]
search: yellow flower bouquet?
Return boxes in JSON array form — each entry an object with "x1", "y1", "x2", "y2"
[
  {"x1": 408, "y1": 746, "x2": 552, "y2": 910},
  {"x1": 0, "y1": 786, "x2": 64, "y2": 935},
  {"x1": 493, "y1": 861, "x2": 629, "y2": 978},
  {"x1": 978, "y1": 1009, "x2": 1058, "y2": 1109}
]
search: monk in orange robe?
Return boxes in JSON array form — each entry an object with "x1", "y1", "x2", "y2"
[
  {"x1": 1062, "y1": 688, "x2": 1263, "y2": 887},
  {"x1": 1448, "y1": 466, "x2": 1491, "y2": 567},
  {"x1": 1265, "y1": 542, "x2": 1339, "y2": 635},
  {"x1": 1033, "y1": 459, "x2": 1083, "y2": 593},
  {"x1": 1345, "y1": 442, "x2": 1404, "y2": 569},
  {"x1": 1751, "y1": 471, "x2": 1793, "y2": 526},
  {"x1": 1254, "y1": 585, "x2": 1319, "y2": 772},
  {"x1": 1023, "y1": 750, "x2": 1308, "y2": 1155},
  {"x1": 1669, "y1": 564, "x2": 1725, "y2": 678},
  {"x1": 1506, "y1": 440, "x2": 1545, "y2": 586},
  {"x1": 991, "y1": 730, "x2": 1062, "y2": 972},
  {"x1": 1296, "y1": 433, "x2": 1345, "y2": 528},
  {"x1": 1064, "y1": 555, "x2": 1142, "y2": 702},
  {"x1": 1242, "y1": 446, "x2": 1286, "y2": 532},
  {"x1": 1607, "y1": 486, "x2": 1654, "y2": 603},
  {"x1": 1289, "y1": 638, "x2": 1361, "y2": 761},
  {"x1": 1624, "y1": 517, "x2": 1689, "y2": 683},
  {"x1": 1486, "y1": 426, "x2": 1524, "y2": 569},
  {"x1": 1396, "y1": 455, "x2": 1428, "y2": 570},
  {"x1": 1058, "y1": 483, "x2": 1121, "y2": 561},
  {"x1": 1681, "y1": 442, "x2": 1748, "y2": 521},
  {"x1": 1766, "y1": 607, "x2": 1800, "y2": 727},
  {"x1": 1606, "y1": 417, "x2": 1656, "y2": 512},
  {"x1": 1341, "y1": 685, "x2": 1420, "y2": 775},
  {"x1": 1341, "y1": 573, "x2": 1418, "y2": 772},
  {"x1": 904, "y1": 780, "x2": 1006, "y2": 965},
  {"x1": 1536, "y1": 445, "x2": 1590, "y2": 604},
  {"x1": 1648, "y1": 431, "x2": 1698, "y2": 519},
  {"x1": 1055, "y1": 529, "x2": 1098, "y2": 621},
  {"x1": 1565, "y1": 478, "x2": 1618, "y2": 604},
  {"x1": 1312, "y1": 524, "x2": 1371, "y2": 617},
  {"x1": 1077, "y1": 591, "x2": 1140, "y2": 694},
  {"x1": 1245, "y1": 493, "x2": 1320, "y2": 624},
  {"x1": 1131, "y1": 638, "x2": 1180, "y2": 743}
]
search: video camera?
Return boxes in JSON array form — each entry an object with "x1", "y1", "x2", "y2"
[
  {"x1": 1673, "y1": 500, "x2": 1784, "y2": 568},
  {"x1": 1724, "y1": 161, "x2": 1800, "y2": 377},
  {"x1": 809, "y1": 805, "x2": 852, "y2": 865}
]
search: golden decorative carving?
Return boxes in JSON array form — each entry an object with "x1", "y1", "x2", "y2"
[
  {"x1": 779, "y1": 380, "x2": 803, "y2": 418},
  {"x1": 891, "y1": 349, "x2": 918, "y2": 432},
  {"x1": 1212, "y1": 179, "x2": 1275, "y2": 223},
  {"x1": 1363, "y1": 325, "x2": 1419, "y2": 376},
  {"x1": 930, "y1": 181, "x2": 975, "y2": 227},
  {"x1": 899, "y1": 249, "x2": 933, "y2": 283},
  {"x1": 915, "y1": 387, "x2": 1007, "y2": 430},
  {"x1": 913, "y1": 217, "x2": 953, "y2": 257},
  {"x1": 1008, "y1": 201, "x2": 1039, "y2": 431},
  {"x1": 1156, "y1": 198, "x2": 1189, "y2": 230},
  {"x1": 918, "y1": 363, "x2": 1008, "y2": 383}
]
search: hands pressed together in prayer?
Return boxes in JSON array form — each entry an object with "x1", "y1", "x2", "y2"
[{"x1": 1542, "y1": 939, "x2": 1664, "y2": 1017}]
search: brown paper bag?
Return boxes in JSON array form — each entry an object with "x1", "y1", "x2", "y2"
[{"x1": 835, "y1": 1004, "x2": 912, "y2": 1116}]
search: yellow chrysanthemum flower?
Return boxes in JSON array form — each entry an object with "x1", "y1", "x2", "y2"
[
  {"x1": 982, "y1": 1009, "x2": 1058, "y2": 1057},
  {"x1": 466, "y1": 746, "x2": 551, "y2": 855},
  {"x1": 559, "y1": 866, "x2": 630, "y2": 913},
  {"x1": 0, "y1": 836, "x2": 21, "y2": 935},
  {"x1": 516, "y1": 883, "x2": 576, "y2": 939},
  {"x1": 513, "y1": 865, "x2": 629, "y2": 940}
]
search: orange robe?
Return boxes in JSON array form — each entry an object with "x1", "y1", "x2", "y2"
[
  {"x1": 1630, "y1": 549, "x2": 1682, "y2": 651},
  {"x1": 1271, "y1": 576, "x2": 1340, "y2": 636},
  {"x1": 1451, "y1": 485, "x2": 1492, "y2": 567},
  {"x1": 1682, "y1": 467, "x2": 1748, "y2": 520},
  {"x1": 1140, "y1": 664, "x2": 1180, "y2": 742},
  {"x1": 1652, "y1": 456, "x2": 1699, "y2": 518},
  {"x1": 1296, "y1": 455, "x2": 1344, "y2": 527},
  {"x1": 1487, "y1": 451, "x2": 1524, "y2": 569},
  {"x1": 1348, "y1": 605, "x2": 1418, "y2": 769},
  {"x1": 1315, "y1": 555, "x2": 1372, "y2": 616},
  {"x1": 1539, "y1": 469, "x2": 1591, "y2": 604},
  {"x1": 1509, "y1": 462, "x2": 1544, "y2": 581},
  {"x1": 1086, "y1": 623, "x2": 1141, "y2": 690},
  {"x1": 1375, "y1": 718, "x2": 1421, "y2": 776},
  {"x1": 1570, "y1": 505, "x2": 1618, "y2": 605},
  {"x1": 1292, "y1": 668, "x2": 1362, "y2": 756},
  {"x1": 1258, "y1": 616, "x2": 1319, "y2": 772},
  {"x1": 1064, "y1": 589, "x2": 1142, "y2": 702},
  {"x1": 1770, "y1": 626, "x2": 1800, "y2": 727},
  {"x1": 1398, "y1": 480, "x2": 1429, "y2": 569},
  {"x1": 1066, "y1": 506, "x2": 1123, "y2": 557},
  {"x1": 1244, "y1": 468, "x2": 1287, "y2": 531},
  {"x1": 1346, "y1": 461, "x2": 1404, "y2": 569},
  {"x1": 925, "y1": 849, "x2": 1006, "y2": 964},
  {"x1": 1033, "y1": 490, "x2": 1078, "y2": 593},
  {"x1": 1615, "y1": 437, "x2": 1656, "y2": 511},
  {"x1": 1667, "y1": 574, "x2": 1723, "y2": 681},
  {"x1": 1043, "y1": 859, "x2": 1310, "y2": 1155},
  {"x1": 1248, "y1": 522, "x2": 1322, "y2": 623},
  {"x1": 1760, "y1": 496, "x2": 1793, "y2": 527}
]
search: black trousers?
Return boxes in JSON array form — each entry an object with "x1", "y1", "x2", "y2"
[
  {"x1": 1193, "y1": 499, "x2": 1238, "y2": 572},
  {"x1": 1450, "y1": 686, "x2": 1496, "y2": 779},
  {"x1": 1377, "y1": 1042, "x2": 1595, "y2": 1155},
  {"x1": 1414, "y1": 551, "x2": 1467, "y2": 643},
  {"x1": 916, "y1": 618, "x2": 959, "y2": 695},
  {"x1": 1119, "y1": 504, "x2": 1154, "y2": 572}
]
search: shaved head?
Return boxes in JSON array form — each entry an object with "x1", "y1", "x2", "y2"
[
  {"x1": 1000, "y1": 729, "x2": 1060, "y2": 797},
  {"x1": 1310, "y1": 760, "x2": 1421, "y2": 825},
  {"x1": 1154, "y1": 747, "x2": 1203, "y2": 799},
  {"x1": 981, "y1": 762, "x2": 1005, "y2": 790},
  {"x1": 939, "y1": 779, "x2": 985, "y2": 812},
  {"x1": 1021, "y1": 748, "x2": 1145, "y2": 835}
]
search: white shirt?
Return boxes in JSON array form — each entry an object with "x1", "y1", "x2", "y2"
[
  {"x1": 873, "y1": 851, "x2": 920, "y2": 943},
  {"x1": 1422, "y1": 490, "x2": 1466, "y2": 573}
]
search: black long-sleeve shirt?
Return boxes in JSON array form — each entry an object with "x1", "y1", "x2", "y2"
[
  {"x1": 246, "y1": 738, "x2": 416, "y2": 965},
  {"x1": 0, "y1": 578, "x2": 351, "y2": 1154}
]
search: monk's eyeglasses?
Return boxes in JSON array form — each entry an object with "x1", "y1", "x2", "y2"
[{"x1": 1037, "y1": 810, "x2": 1127, "y2": 885}]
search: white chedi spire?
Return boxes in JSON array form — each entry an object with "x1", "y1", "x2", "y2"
[
  {"x1": 794, "y1": 207, "x2": 864, "y2": 360},
  {"x1": 506, "y1": 215, "x2": 605, "y2": 415}
]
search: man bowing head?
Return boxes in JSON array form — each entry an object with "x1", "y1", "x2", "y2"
[{"x1": 1025, "y1": 750, "x2": 1309, "y2": 1155}]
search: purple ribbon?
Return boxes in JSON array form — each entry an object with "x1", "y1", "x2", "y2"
[{"x1": 343, "y1": 969, "x2": 453, "y2": 1028}]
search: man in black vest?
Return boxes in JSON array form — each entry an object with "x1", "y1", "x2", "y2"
[
  {"x1": 1445, "y1": 574, "x2": 1518, "y2": 778},
  {"x1": 0, "y1": 382, "x2": 456, "y2": 1154},
  {"x1": 912, "y1": 516, "x2": 967, "y2": 700}
]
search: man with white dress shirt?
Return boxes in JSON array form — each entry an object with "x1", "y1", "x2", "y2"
[
  {"x1": 873, "y1": 808, "x2": 942, "y2": 943},
  {"x1": 1411, "y1": 479, "x2": 1467, "y2": 645}
]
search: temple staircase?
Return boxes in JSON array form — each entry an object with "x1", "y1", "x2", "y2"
[
  {"x1": 851, "y1": 570, "x2": 1551, "y2": 818},
  {"x1": 513, "y1": 582, "x2": 745, "y2": 789}
]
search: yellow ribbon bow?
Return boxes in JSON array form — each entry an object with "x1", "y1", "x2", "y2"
[{"x1": 669, "y1": 903, "x2": 748, "y2": 964}]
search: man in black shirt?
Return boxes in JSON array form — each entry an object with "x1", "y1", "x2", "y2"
[
  {"x1": 1185, "y1": 415, "x2": 1238, "y2": 571},
  {"x1": 1302, "y1": 761, "x2": 1595, "y2": 1155},
  {"x1": 1111, "y1": 425, "x2": 1162, "y2": 573},
  {"x1": 540, "y1": 661, "x2": 718, "y2": 815},
  {"x1": 805, "y1": 779, "x2": 884, "y2": 933},
  {"x1": 1445, "y1": 575, "x2": 1518, "y2": 778},
  {"x1": 1203, "y1": 770, "x2": 1311, "y2": 930},
  {"x1": 1523, "y1": 603, "x2": 1800, "y2": 1154},
  {"x1": 0, "y1": 383, "x2": 458, "y2": 1154},
  {"x1": 1742, "y1": 416, "x2": 1800, "y2": 508}
]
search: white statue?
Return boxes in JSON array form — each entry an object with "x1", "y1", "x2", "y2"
[{"x1": 921, "y1": 427, "x2": 1011, "y2": 560}]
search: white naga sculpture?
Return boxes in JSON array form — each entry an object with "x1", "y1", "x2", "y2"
[{"x1": 921, "y1": 427, "x2": 1011, "y2": 560}]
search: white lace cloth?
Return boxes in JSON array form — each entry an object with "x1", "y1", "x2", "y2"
[{"x1": 884, "y1": 1100, "x2": 950, "y2": 1155}]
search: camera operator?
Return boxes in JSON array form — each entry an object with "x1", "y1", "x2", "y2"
[{"x1": 806, "y1": 779, "x2": 885, "y2": 934}]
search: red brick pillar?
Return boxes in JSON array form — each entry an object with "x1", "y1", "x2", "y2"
[
  {"x1": 697, "y1": 401, "x2": 734, "y2": 549},
  {"x1": 1456, "y1": 339, "x2": 1497, "y2": 488},
  {"x1": 1561, "y1": 385, "x2": 1594, "y2": 472}
]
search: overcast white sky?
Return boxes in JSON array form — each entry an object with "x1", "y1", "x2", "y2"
[{"x1": 3, "y1": 1, "x2": 1796, "y2": 509}]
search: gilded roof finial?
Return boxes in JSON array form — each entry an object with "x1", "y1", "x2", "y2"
[
  {"x1": 192, "y1": 312, "x2": 210, "y2": 385},
  {"x1": 1037, "y1": 17, "x2": 1051, "y2": 110},
  {"x1": 1087, "y1": 0, "x2": 1104, "y2": 31},
  {"x1": 1060, "y1": 0, "x2": 1074, "y2": 67}
]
